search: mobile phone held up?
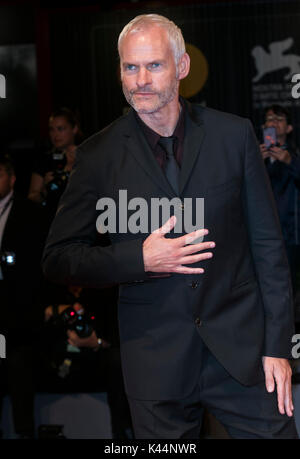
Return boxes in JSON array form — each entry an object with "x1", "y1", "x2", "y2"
[{"x1": 263, "y1": 126, "x2": 277, "y2": 149}]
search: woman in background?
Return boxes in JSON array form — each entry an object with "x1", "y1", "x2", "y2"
[{"x1": 28, "y1": 107, "x2": 83, "y2": 223}]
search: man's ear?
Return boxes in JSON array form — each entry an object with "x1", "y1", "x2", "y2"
[
  {"x1": 177, "y1": 53, "x2": 190, "y2": 80},
  {"x1": 286, "y1": 124, "x2": 293, "y2": 135},
  {"x1": 10, "y1": 174, "x2": 16, "y2": 188}
]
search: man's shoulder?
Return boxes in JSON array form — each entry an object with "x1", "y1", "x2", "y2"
[
  {"x1": 7, "y1": 194, "x2": 46, "y2": 238},
  {"x1": 11, "y1": 194, "x2": 44, "y2": 218},
  {"x1": 189, "y1": 102, "x2": 249, "y2": 128},
  {"x1": 76, "y1": 111, "x2": 132, "y2": 158}
]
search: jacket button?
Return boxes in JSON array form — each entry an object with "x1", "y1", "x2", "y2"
[
  {"x1": 190, "y1": 281, "x2": 198, "y2": 289},
  {"x1": 195, "y1": 317, "x2": 202, "y2": 327}
]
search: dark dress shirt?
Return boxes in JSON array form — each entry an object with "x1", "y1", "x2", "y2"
[{"x1": 134, "y1": 101, "x2": 185, "y2": 169}]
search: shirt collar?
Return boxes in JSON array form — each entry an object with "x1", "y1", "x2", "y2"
[
  {"x1": 0, "y1": 190, "x2": 13, "y2": 209},
  {"x1": 134, "y1": 98, "x2": 185, "y2": 148}
]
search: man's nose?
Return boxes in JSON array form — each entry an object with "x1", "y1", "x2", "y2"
[{"x1": 136, "y1": 67, "x2": 152, "y2": 87}]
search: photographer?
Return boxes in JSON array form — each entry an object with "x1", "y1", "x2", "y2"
[
  {"x1": 0, "y1": 153, "x2": 46, "y2": 438},
  {"x1": 28, "y1": 108, "x2": 83, "y2": 225},
  {"x1": 259, "y1": 105, "x2": 300, "y2": 298},
  {"x1": 43, "y1": 285, "x2": 133, "y2": 439}
]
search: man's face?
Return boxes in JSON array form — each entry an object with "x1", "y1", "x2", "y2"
[
  {"x1": 119, "y1": 26, "x2": 180, "y2": 114},
  {"x1": 49, "y1": 116, "x2": 78, "y2": 151},
  {"x1": 0, "y1": 167, "x2": 15, "y2": 200},
  {"x1": 264, "y1": 110, "x2": 292, "y2": 140}
]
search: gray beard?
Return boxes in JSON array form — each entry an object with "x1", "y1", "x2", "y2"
[{"x1": 122, "y1": 80, "x2": 179, "y2": 114}]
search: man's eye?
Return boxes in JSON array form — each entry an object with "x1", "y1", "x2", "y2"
[
  {"x1": 149, "y1": 63, "x2": 161, "y2": 69},
  {"x1": 126, "y1": 64, "x2": 136, "y2": 71}
]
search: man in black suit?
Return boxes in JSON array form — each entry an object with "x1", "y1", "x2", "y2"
[
  {"x1": 0, "y1": 154, "x2": 45, "y2": 438},
  {"x1": 43, "y1": 14, "x2": 298, "y2": 438}
]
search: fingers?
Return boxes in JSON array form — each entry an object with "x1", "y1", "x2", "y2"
[
  {"x1": 44, "y1": 306, "x2": 53, "y2": 321},
  {"x1": 179, "y1": 251, "x2": 213, "y2": 266},
  {"x1": 171, "y1": 235, "x2": 215, "y2": 272},
  {"x1": 275, "y1": 366, "x2": 293, "y2": 417},
  {"x1": 183, "y1": 228, "x2": 209, "y2": 245},
  {"x1": 173, "y1": 265, "x2": 205, "y2": 275},
  {"x1": 275, "y1": 375, "x2": 285, "y2": 415},
  {"x1": 264, "y1": 359, "x2": 294, "y2": 417},
  {"x1": 153, "y1": 215, "x2": 177, "y2": 235},
  {"x1": 146, "y1": 220, "x2": 215, "y2": 274},
  {"x1": 45, "y1": 172, "x2": 54, "y2": 184},
  {"x1": 269, "y1": 148, "x2": 282, "y2": 158},
  {"x1": 265, "y1": 367, "x2": 275, "y2": 394},
  {"x1": 73, "y1": 302, "x2": 84, "y2": 313},
  {"x1": 177, "y1": 238, "x2": 216, "y2": 268},
  {"x1": 181, "y1": 240, "x2": 215, "y2": 256},
  {"x1": 284, "y1": 377, "x2": 294, "y2": 417},
  {"x1": 276, "y1": 375, "x2": 293, "y2": 417},
  {"x1": 67, "y1": 330, "x2": 76, "y2": 346},
  {"x1": 153, "y1": 217, "x2": 209, "y2": 245},
  {"x1": 260, "y1": 144, "x2": 271, "y2": 159}
]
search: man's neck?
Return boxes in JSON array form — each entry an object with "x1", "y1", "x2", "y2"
[{"x1": 137, "y1": 98, "x2": 181, "y2": 137}]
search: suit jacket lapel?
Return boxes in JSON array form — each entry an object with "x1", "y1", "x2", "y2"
[
  {"x1": 179, "y1": 100, "x2": 206, "y2": 195},
  {"x1": 123, "y1": 102, "x2": 206, "y2": 197}
]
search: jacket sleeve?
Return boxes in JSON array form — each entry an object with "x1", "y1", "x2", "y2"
[
  {"x1": 42, "y1": 145, "x2": 149, "y2": 288},
  {"x1": 242, "y1": 119, "x2": 295, "y2": 358},
  {"x1": 287, "y1": 153, "x2": 300, "y2": 182}
]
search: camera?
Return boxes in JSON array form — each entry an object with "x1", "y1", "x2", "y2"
[
  {"x1": 48, "y1": 168, "x2": 70, "y2": 193},
  {"x1": 0, "y1": 251, "x2": 16, "y2": 266},
  {"x1": 57, "y1": 305, "x2": 96, "y2": 338}
]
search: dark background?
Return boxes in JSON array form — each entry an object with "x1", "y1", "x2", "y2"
[{"x1": 1, "y1": 0, "x2": 300, "y2": 193}]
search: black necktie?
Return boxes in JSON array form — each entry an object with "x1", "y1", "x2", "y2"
[{"x1": 159, "y1": 136, "x2": 179, "y2": 195}]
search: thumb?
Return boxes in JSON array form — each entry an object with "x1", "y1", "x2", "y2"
[{"x1": 153, "y1": 215, "x2": 177, "y2": 236}]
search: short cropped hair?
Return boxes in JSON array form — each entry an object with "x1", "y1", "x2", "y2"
[
  {"x1": 264, "y1": 105, "x2": 292, "y2": 125},
  {"x1": 0, "y1": 154, "x2": 15, "y2": 176},
  {"x1": 118, "y1": 14, "x2": 186, "y2": 66},
  {"x1": 49, "y1": 107, "x2": 83, "y2": 144}
]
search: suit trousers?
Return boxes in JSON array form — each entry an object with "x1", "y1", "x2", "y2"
[{"x1": 127, "y1": 341, "x2": 299, "y2": 439}]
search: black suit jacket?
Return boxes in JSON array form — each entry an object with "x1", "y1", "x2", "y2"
[
  {"x1": 1, "y1": 194, "x2": 46, "y2": 340},
  {"x1": 43, "y1": 100, "x2": 294, "y2": 400}
]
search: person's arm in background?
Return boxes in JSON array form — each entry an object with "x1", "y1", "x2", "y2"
[
  {"x1": 268, "y1": 145, "x2": 300, "y2": 181},
  {"x1": 28, "y1": 171, "x2": 55, "y2": 203},
  {"x1": 44, "y1": 300, "x2": 111, "y2": 350},
  {"x1": 259, "y1": 143, "x2": 271, "y2": 160},
  {"x1": 28, "y1": 172, "x2": 46, "y2": 203},
  {"x1": 67, "y1": 329, "x2": 111, "y2": 351}
]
